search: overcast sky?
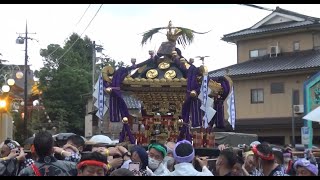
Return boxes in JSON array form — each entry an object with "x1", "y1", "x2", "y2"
[{"x1": 1, "y1": 4, "x2": 320, "y2": 72}]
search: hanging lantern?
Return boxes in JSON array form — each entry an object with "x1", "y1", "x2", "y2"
[
  {"x1": 2, "y1": 85, "x2": 10, "y2": 93},
  {"x1": 16, "y1": 71, "x2": 24, "y2": 79},
  {"x1": 7, "y1": 79, "x2": 15, "y2": 86}
]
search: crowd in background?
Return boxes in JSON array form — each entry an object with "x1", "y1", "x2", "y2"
[{"x1": 0, "y1": 131, "x2": 319, "y2": 176}]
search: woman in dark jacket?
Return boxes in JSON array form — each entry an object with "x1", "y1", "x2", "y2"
[{"x1": 130, "y1": 145, "x2": 149, "y2": 176}]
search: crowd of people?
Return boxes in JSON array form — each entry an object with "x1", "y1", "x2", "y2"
[{"x1": 0, "y1": 131, "x2": 319, "y2": 176}]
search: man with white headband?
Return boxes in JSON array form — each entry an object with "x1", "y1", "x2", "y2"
[{"x1": 164, "y1": 140, "x2": 213, "y2": 176}]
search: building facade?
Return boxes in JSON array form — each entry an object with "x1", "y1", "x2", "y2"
[{"x1": 209, "y1": 7, "x2": 320, "y2": 145}]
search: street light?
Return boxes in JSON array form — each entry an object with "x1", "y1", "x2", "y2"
[
  {"x1": 16, "y1": 71, "x2": 23, "y2": 79},
  {"x1": 16, "y1": 22, "x2": 36, "y2": 139},
  {"x1": 0, "y1": 64, "x2": 24, "y2": 93},
  {"x1": 7, "y1": 79, "x2": 15, "y2": 86},
  {"x1": 1, "y1": 85, "x2": 10, "y2": 93},
  {"x1": 0, "y1": 99, "x2": 6, "y2": 108}
]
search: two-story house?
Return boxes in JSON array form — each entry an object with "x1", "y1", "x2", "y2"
[{"x1": 209, "y1": 7, "x2": 320, "y2": 145}]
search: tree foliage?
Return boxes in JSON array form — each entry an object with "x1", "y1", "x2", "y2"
[
  {"x1": 36, "y1": 33, "x2": 92, "y2": 135},
  {"x1": 34, "y1": 33, "x2": 127, "y2": 136}
]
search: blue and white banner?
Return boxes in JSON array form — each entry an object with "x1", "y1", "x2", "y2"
[
  {"x1": 97, "y1": 74, "x2": 104, "y2": 120},
  {"x1": 198, "y1": 75, "x2": 216, "y2": 128},
  {"x1": 227, "y1": 86, "x2": 236, "y2": 130}
]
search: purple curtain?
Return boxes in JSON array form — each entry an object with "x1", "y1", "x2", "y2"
[
  {"x1": 176, "y1": 62, "x2": 202, "y2": 142},
  {"x1": 103, "y1": 67, "x2": 135, "y2": 144},
  {"x1": 208, "y1": 76, "x2": 231, "y2": 129}
]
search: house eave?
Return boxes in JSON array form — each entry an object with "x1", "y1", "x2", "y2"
[{"x1": 222, "y1": 23, "x2": 320, "y2": 43}]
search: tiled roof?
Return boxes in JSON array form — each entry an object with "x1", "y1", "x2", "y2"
[
  {"x1": 104, "y1": 93, "x2": 141, "y2": 109},
  {"x1": 223, "y1": 21, "x2": 317, "y2": 40},
  {"x1": 209, "y1": 50, "x2": 320, "y2": 77},
  {"x1": 222, "y1": 7, "x2": 320, "y2": 42}
]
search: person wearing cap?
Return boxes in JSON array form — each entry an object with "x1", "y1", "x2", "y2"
[
  {"x1": 251, "y1": 143, "x2": 284, "y2": 176},
  {"x1": 250, "y1": 141, "x2": 261, "y2": 148},
  {"x1": 146, "y1": 142, "x2": 170, "y2": 176},
  {"x1": 164, "y1": 140, "x2": 213, "y2": 176},
  {"x1": 294, "y1": 158, "x2": 318, "y2": 176}
]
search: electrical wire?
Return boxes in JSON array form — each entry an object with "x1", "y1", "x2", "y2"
[
  {"x1": 76, "y1": 4, "x2": 91, "y2": 26},
  {"x1": 239, "y1": 4, "x2": 274, "y2": 12},
  {"x1": 46, "y1": 4, "x2": 92, "y2": 58},
  {"x1": 57, "y1": 4, "x2": 103, "y2": 67}
]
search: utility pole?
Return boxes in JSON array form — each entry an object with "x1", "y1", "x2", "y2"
[
  {"x1": 16, "y1": 21, "x2": 36, "y2": 139},
  {"x1": 291, "y1": 89, "x2": 295, "y2": 147},
  {"x1": 92, "y1": 41, "x2": 96, "y2": 95}
]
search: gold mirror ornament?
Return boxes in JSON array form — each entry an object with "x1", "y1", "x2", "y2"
[
  {"x1": 158, "y1": 62, "x2": 170, "y2": 70},
  {"x1": 164, "y1": 70, "x2": 176, "y2": 79},
  {"x1": 146, "y1": 69, "x2": 158, "y2": 79}
]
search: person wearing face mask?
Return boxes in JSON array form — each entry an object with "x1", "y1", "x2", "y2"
[
  {"x1": 283, "y1": 153, "x2": 293, "y2": 174},
  {"x1": 146, "y1": 143, "x2": 170, "y2": 176},
  {"x1": 164, "y1": 141, "x2": 176, "y2": 172}
]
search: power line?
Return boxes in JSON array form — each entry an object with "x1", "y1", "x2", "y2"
[
  {"x1": 76, "y1": 4, "x2": 91, "y2": 26},
  {"x1": 46, "y1": 4, "x2": 92, "y2": 59},
  {"x1": 57, "y1": 4, "x2": 103, "y2": 67},
  {"x1": 239, "y1": 4, "x2": 274, "y2": 12}
]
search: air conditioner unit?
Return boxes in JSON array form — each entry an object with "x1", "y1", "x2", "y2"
[
  {"x1": 270, "y1": 45, "x2": 281, "y2": 57},
  {"x1": 293, "y1": 105, "x2": 304, "y2": 114}
]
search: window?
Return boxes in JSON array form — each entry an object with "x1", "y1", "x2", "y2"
[
  {"x1": 251, "y1": 89, "x2": 264, "y2": 103},
  {"x1": 249, "y1": 49, "x2": 267, "y2": 58},
  {"x1": 250, "y1": 50, "x2": 259, "y2": 58},
  {"x1": 293, "y1": 41, "x2": 300, "y2": 51},
  {"x1": 271, "y1": 82, "x2": 284, "y2": 94},
  {"x1": 293, "y1": 90, "x2": 300, "y2": 105}
]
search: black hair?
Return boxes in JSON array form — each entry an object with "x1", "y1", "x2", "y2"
[
  {"x1": 67, "y1": 135, "x2": 85, "y2": 148},
  {"x1": 256, "y1": 143, "x2": 274, "y2": 164},
  {"x1": 34, "y1": 131, "x2": 54, "y2": 158},
  {"x1": 148, "y1": 142, "x2": 167, "y2": 158},
  {"x1": 236, "y1": 155, "x2": 244, "y2": 165},
  {"x1": 79, "y1": 151, "x2": 108, "y2": 164},
  {"x1": 110, "y1": 168, "x2": 134, "y2": 176},
  {"x1": 273, "y1": 150, "x2": 284, "y2": 164},
  {"x1": 175, "y1": 143, "x2": 194, "y2": 162},
  {"x1": 220, "y1": 148, "x2": 237, "y2": 168}
]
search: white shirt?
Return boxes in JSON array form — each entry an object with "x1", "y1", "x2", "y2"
[
  {"x1": 165, "y1": 162, "x2": 214, "y2": 176},
  {"x1": 146, "y1": 162, "x2": 170, "y2": 176}
]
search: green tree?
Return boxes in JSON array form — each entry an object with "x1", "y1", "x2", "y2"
[
  {"x1": 35, "y1": 33, "x2": 127, "y2": 135},
  {"x1": 37, "y1": 33, "x2": 92, "y2": 135}
]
